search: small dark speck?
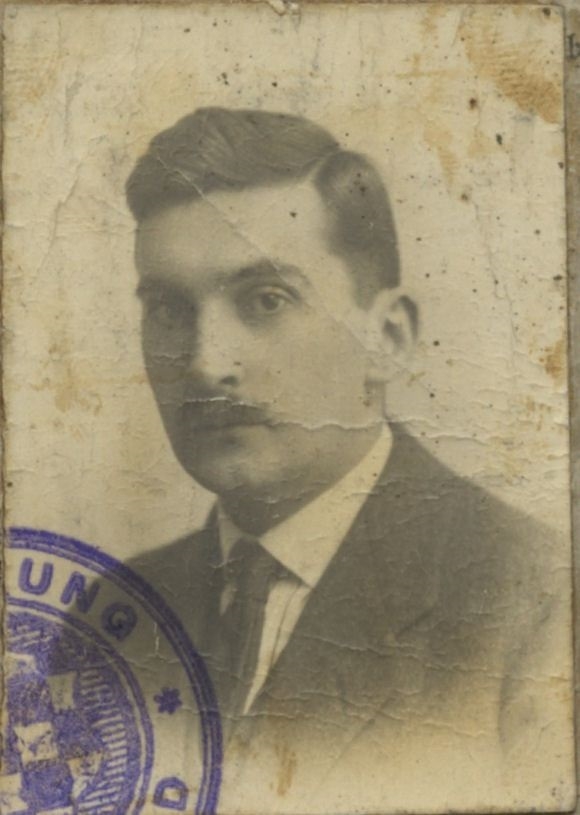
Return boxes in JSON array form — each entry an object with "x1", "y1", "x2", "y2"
[
  {"x1": 7, "y1": 481, "x2": 12, "y2": 487},
  {"x1": 496, "y1": 133, "x2": 503, "y2": 145},
  {"x1": 535, "y1": 229, "x2": 541, "y2": 235},
  {"x1": 558, "y1": 161, "x2": 564, "y2": 169},
  {"x1": 290, "y1": 211, "x2": 297, "y2": 218},
  {"x1": 553, "y1": 275, "x2": 563, "y2": 281},
  {"x1": 184, "y1": 28, "x2": 191, "y2": 32},
  {"x1": 425, "y1": 273, "x2": 430, "y2": 278},
  {"x1": 212, "y1": 20, "x2": 218, "y2": 26},
  {"x1": 433, "y1": 340, "x2": 440, "y2": 347},
  {"x1": 461, "y1": 192, "x2": 470, "y2": 202},
  {"x1": 416, "y1": 237, "x2": 422, "y2": 242},
  {"x1": 543, "y1": 7, "x2": 551, "y2": 15},
  {"x1": 469, "y1": 98, "x2": 478, "y2": 109},
  {"x1": 272, "y1": 81, "x2": 278, "y2": 87},
  {"x1": 472, "y1": 288, "x2": 478, "y2": 293},
  {"x1": 430, "y1": 393, "x2": 436, "y2": 399}
]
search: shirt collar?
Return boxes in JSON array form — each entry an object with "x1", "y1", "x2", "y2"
[{"x1": 217, "y1": 425, "x2": 393, "y2": 589}]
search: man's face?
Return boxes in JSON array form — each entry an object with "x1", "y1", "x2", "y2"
[{"x1": 135, "y1": 181, "x2": 389, "y2": 504}]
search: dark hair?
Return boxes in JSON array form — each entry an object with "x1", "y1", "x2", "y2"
[{"x1": 126, "y1": 107, "x2": 400, "y2": 305}]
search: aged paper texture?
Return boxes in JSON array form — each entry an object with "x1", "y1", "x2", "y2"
[
  {"x1": 1, "y1": 3, "x2": 576, "y2": 814},
  {"x1": 569, "y1": 7, "x2": 580, "y2": 815}
]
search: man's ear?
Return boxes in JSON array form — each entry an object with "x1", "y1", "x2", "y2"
[{"x1": 366, "y1": 288, "x2": 419, "y2": 381}]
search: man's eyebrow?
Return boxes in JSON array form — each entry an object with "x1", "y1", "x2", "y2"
[
  {"x1": 135, "y1": 261, "x2": 310, "y2": 299},
  {"x1": 232, "y1": 261, "x2": 309, "y2": 287},
  {"x1": 135, "y1": 279, "x2": 190, "y2": 300}
]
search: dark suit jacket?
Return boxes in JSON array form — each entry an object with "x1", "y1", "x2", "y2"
[{"x1": 129, "y1": 425, "x2": 569, "y2": 806}]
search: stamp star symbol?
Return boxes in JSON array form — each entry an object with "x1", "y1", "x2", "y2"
[{"x1": 154, "y1": 687, "x2": 183, "y2": 715}]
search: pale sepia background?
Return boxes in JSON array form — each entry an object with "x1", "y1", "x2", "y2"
[{"x1": 2, "y1": 3, "x2": 569, "y2": 560}]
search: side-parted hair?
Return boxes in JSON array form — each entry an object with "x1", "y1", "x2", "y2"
[{"x1": 126, "y1": 107, "x2": 400, "y2": 306}]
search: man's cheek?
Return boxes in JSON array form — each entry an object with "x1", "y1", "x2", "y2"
[{"x1": 144, "y1": 347, "x2": 190, "y2": 386}]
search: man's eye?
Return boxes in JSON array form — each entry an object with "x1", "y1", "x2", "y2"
[
  {"x1": 243, "y1": 288, "x2": 293, "y2": 318},
  {"x1": 143, "y1": 299, "x2": 194, "y2": 327},
  {"x1": 257, "y1": 292, "x2": 286, "y2": 312}
]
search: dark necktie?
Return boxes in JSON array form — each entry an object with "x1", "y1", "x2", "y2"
[{"x1": 213, "y1": 537, "x2": 284, "y2": 729}]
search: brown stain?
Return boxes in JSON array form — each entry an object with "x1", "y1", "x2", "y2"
[
  {"x1": 34, "y1": 322, "x2": 149, "y2": 414},
  {"x1": 523, "y1": 395, "x2": 549, "y2": 430},
  {"x1": 540, "y1": 337, "x2": 567, "y2": 384},
  {"x1": 33, "y1": 366, "x2": 147, "y2": 413},
  {"x1": 422, "y1": 118, "x2": 458, "y2": 188},
  {"x1": 467, "y1": 128, "x2": 498, "y2": 160},
  {"x1": 7, "y1": 38, "x2": 60, "y2": 109},
  {"x1": 33, "y1": 333, "x2": 104, "y2": 415},
  {"x1": 524, "y1": 395, "x2": 536, "y2": 415},
  {"x1": 462, "y1": 14, "x2": 561, "y2": 124},
  {"x1": 48, "y1": 336, "x2": 90, "y2": 414},
  {"x1": 410, "y1": 52, "x2": 421, "y2": 78},
  {"x1": 275, "y1": 743, "x2": 297, "y2": 797},
  {"x1": 420, "y1": 3, "x2": 447, "y2": 38},
  {"x1": 411, "y1": 53, "x2": 460, "y2": 190}
]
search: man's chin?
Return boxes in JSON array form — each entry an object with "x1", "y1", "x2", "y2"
[{"x1": 175, "y1": 424, "x2": 281, "y2": 494}]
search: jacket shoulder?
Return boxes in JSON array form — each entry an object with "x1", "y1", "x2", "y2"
[
  {"x1": 364, "y1": 430, "x2": 566, "y2": 668},
  {"x1": 129, "y1": 524, "x2": 215, "y2": 580},
  {"x1": 126, "y1": 520, "x2": 219, "y2": 640}
]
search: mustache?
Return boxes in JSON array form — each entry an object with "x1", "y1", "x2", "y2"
[{"x1": 181, "y1": 396, "x2": 273, "y2": 430}]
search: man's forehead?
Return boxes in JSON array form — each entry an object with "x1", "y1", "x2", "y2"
[{"x1": 135, "y1": 180, "x2": 336, "y2": 277}]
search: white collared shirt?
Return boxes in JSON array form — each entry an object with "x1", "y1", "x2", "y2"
[{"x1": 217, "y1": 425, "x2": 393, "y2": 712}]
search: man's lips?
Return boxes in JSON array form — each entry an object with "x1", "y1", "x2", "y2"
[{"x1": 181, "y1": 398, "x2": 272, "y2": 431}]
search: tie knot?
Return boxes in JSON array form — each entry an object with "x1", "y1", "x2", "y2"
[{"x1": 226, "y1": 537, "x2": 283, "y2": 586}]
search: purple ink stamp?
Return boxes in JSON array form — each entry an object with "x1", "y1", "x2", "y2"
[{"x1": 2, "y1": 527, "x2": 222, "y2": 815}]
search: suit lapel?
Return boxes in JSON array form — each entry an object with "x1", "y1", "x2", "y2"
[
  {"x1": 248, "y1": 426, "x2": 447, "y2": 730},
  {"x1": 189, "y1": 512, "x2": 226, "y2": 658},
  {"x1": 136, "y1": 513, "x2": 224, "y2": 658}
]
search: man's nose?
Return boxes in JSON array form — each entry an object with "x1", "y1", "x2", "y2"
[{"x1": 190, "y1": 301, "x2": 243, "y2": 388}]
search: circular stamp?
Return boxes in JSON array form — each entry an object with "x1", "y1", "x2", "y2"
[{"x1": 2, "y1": 527, "x2": 222, "y2": 815}]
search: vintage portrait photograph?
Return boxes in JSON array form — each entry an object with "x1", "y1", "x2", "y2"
[{"x1": 1, "y1": 3, "x2": 575, "y2": 814}]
